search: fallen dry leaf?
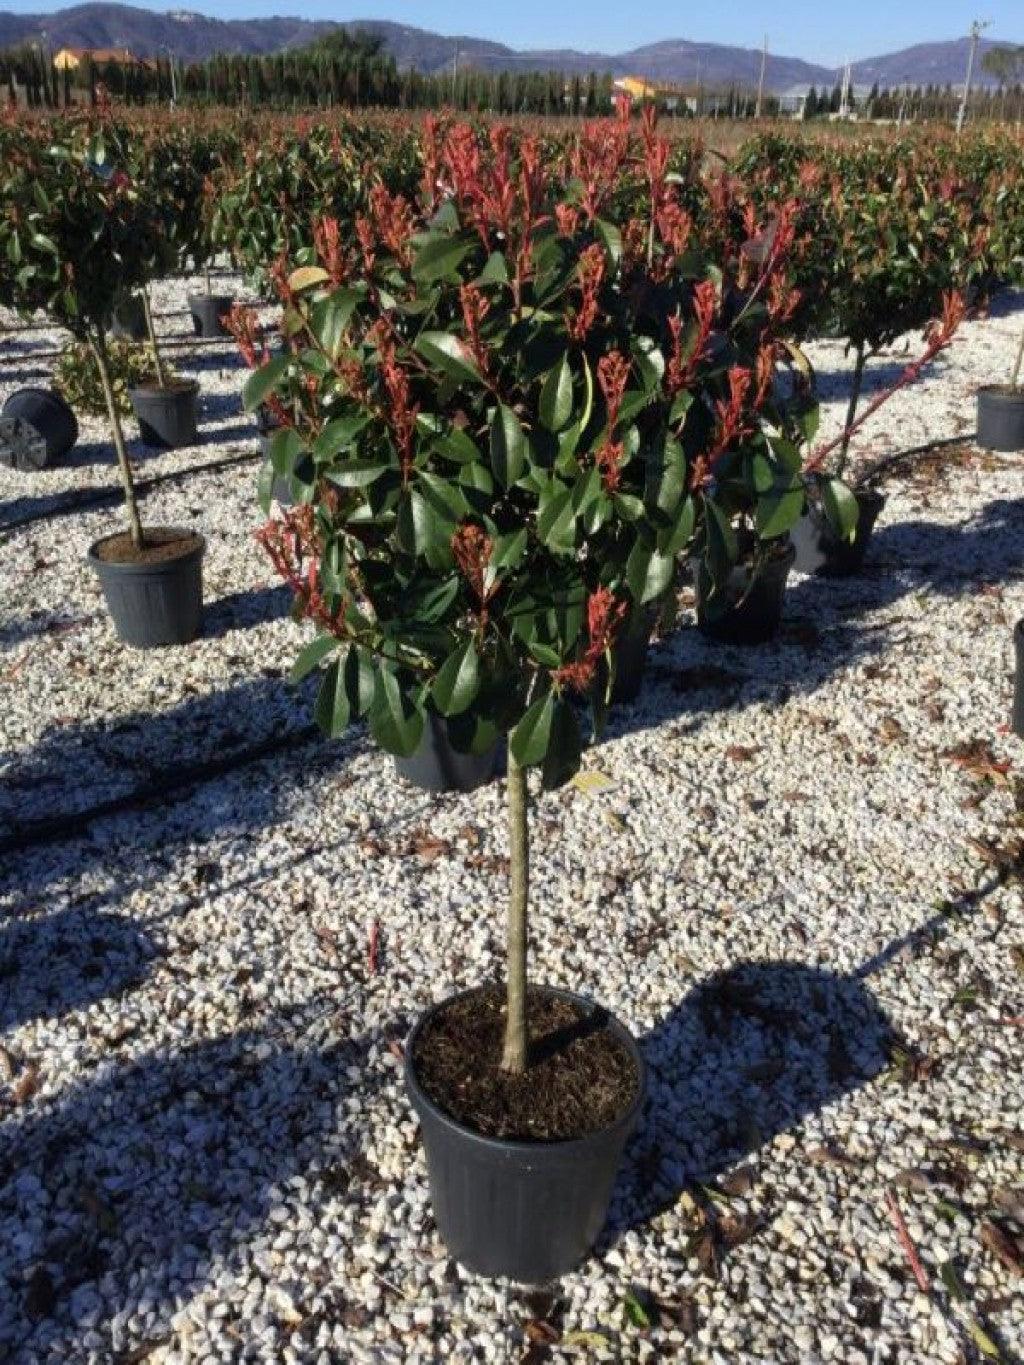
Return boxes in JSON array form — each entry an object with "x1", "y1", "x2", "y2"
[{"x1": 980, "y1": 1220, "x2": 1024, "y2": 1277}]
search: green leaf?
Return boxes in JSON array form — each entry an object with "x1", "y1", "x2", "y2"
[
  {"x1": 313, "y1": 413, "x2": 371, "y2": 461},
  {"x1": 595, "y1": 218, "x2": 623, "y2": 267},
  {"x1": 536, "y1": 485, "x2": 577, "y2": 554},
  {"x1": 510, "y1": 692, "x2": 555, "y2": 767},
  {"x1": 324, "y1": 459, "x2": 391, "y2": 489},
  {"x1": 431, "y1": 639, "x2": 480, "y2": 717},
  {"x1": 308, "y1": 288, "x2": 360, "y2": 358},
  {"x1": 539, "y1": 355, "x2": 574, "y2": 432},
  {"x1": 415, "y1": 331, "x2": 483, "y2": 387},
  {"x1": 821, "y1": 478, "x2": 860, "y2": 544},
  {"x1": 756, "y1": 488, "x2": 805, "y2": 539},
  {"x1": 477, "y1": 251, "x2": 510, "y2": 285},
  {"x1": 627, "y1": 534, "x2": 676, "y2": 606},
  {"x1": 369, "y1": 670, "x2": 425, "y2": 758},
  {"x1": 489, "y1": 528, "x2": 528, "y2": 575},
  {"x1": 313, "y1": 661, "x2": 350, "y2": 738},
  {"x1": 411, "y1": 229, "x2": 477, "y2": 283},
  {"x1": 622, "y1": 1290, "x2": 654, "y2": 1330},
  {"x1": 289, "y1": 634, "x2": 338, "y2": 683},
  {"x1": 490, "y1": 404, "x2": 527, "y2": 487},
  {"x1": 241, "y1": 354, "x2": 289, "y2": 413},
  {"x1": 541, "y1": 697, "x2": 582, "y2": 790},
  {"x1": 344, "y1": 646, "x2": 377, "y2": 717}
]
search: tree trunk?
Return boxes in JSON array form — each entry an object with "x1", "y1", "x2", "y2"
[
  {"x1": 89, "y1": 329, "x2": 144, "y2": 550},
  {"x1": 500, "y1": 753, "x2": 529, "y2": 1074},
  {"x1": 1012, "y1": 325, "x2": 1024, "y2": 391},
  {"x1": 141, "y1": 288, "x2": 167, "y2": 389},
  {"x1": 838, "y1": 342, "x2": 867, "y2": 473}
]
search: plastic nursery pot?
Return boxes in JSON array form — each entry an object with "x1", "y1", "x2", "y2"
[
  {"x1": 109, "y1": 293, "x2": 148, "y2": 342},
  {"x1": 790, "y1": 487, "x2": 886, "y2": 578},
  {"x1": 394, "y1": 712, "x2": 503, "y2": 794},
  {"x1": 187, "y1": 293, "x2": 236, "y2": 339},
  {"x1": 611, "y1": 603, "x2": 661, "y2": 704},
  {"x1": 1013, "y1": 619, "x2": 1024, "y2": 741},
  {"x1": 404, "y1": 986, "x2": 646, "y2": 1283},
  {"x1": 129, "y1": 380, "x2": 200, "y2": 449},
  {"x1": 696, "y1": 541, "x2": 796, "y2": 646},
  {"x1": 88, "y1": 527, "x2": 205, "y2": 648},
  {"x1": 1, "y1": 388, "x2": 78, "y2": 467},
  {"x1": 977, "y1": 386, "x2": 1024, "y2": 453}
]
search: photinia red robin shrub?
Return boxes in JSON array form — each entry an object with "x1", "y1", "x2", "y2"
[{"x1": 243, "y1": 106, "x2": 832, "y2": 788}]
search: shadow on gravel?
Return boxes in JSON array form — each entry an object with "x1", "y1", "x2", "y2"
[
  {"x1": 0, "y1": 907, "x2": 159, "y2": 1032},
  {"x1": 0, "y1": 1026, "x2": 377, "y2": 1358},
  {"x1": 606, "y1": 495, "x2": 1023, "y2": 746},
  {"x1": 203, "y1": 585, "x2": 292, "y2": 641},
  {"x1": 610, "y1": 960, "x2": 892, "y2": 1235}
]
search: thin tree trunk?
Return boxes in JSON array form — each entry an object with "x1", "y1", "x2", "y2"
[
  {"x1": 1012, "y1": 326, "x2": 1024, "y2": 391},
  {"x1": 838, "y1": 342, "x2": 867, "y2": 474},
  {"x1": 141, "y1": 288, "x2": 167, "y2": 389},
  {"x1": 89, "y1": 329, "x2": 144, "y2": 550},
  {"x1": 205, "y1": 266, "x2": 212, "y2": 296},
  {"x1": 500, "y1": 753, "x2": 529, "y2": 1074}
]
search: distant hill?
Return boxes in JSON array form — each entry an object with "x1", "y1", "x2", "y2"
[{"x1": 0, "y1": 4, "x2": 1016, "y2": 91}]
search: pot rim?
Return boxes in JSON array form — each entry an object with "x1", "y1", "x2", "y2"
[
  {"x1": 187, "y1": 292, "x2": 236, "y2": 308},
  {"x1": 977, "y1": 384, "x2": 1024, "y2": 405},
  {"x1": 404, "y1": 984, "x2": 647, "y2": 1156},
  {"x1": 86, "y1": 527, "x2": 206, "y2": 572},
  {"x1": 128, "y1": 379, "x2": 201, "y2": 400},
  {"x1": 2, "y1": 385, "x2": 76, "y2": 416},
  {"x1": 1015, "y1": 617, "x2": 1024, "y2": 641}
]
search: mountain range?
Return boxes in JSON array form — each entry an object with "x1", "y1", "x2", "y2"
[{"x1": 0, "y1": 4, "x2": 1017, "y2": 91}]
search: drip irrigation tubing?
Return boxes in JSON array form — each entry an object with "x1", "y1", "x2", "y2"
[
  {"x1": 0, "y1": 447, "x2": 261, "y2": 535},
  {"x1": 0, "y1": 723, "x2": 319, "y2": 857}
]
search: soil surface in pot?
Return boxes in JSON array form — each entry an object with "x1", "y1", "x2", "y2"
[
  {"x1": 93, "y1": 528, "x2": 203, "y2": 566},
  {"x1": 412, "y1": 987, "x2": 639, "y2": 1141}
]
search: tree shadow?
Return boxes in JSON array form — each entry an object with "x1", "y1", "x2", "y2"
[
  {"x1": 0, "y1": 906, "x2": 159, "y2": 1033},
  {"x1": 610, "y1": 960, "x2": 892, "y2": 1232},
  {"x1": 202, "y1": 585, "x2": 292, "y2": 640},
  {"x1": 0, "y1": 673, "x2": 349, "y2": 908},
  {"x1": 606, "y1": 495, "x2": 1024, "y2": 745},
  {"x1": 0, "y1": 610, "x2": 96, "y2": 650},
  {"x1": 0, "y1": 1026, "x2": 377, "y2": 1358}
]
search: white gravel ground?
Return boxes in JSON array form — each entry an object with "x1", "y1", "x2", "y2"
[{"x1": 1, "y1": 276, "x2": 1022, "y2": 1364}]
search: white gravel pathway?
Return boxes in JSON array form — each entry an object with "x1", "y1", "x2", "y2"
[{"x1": 0, "y1": 277, "x2": 1022, "y2": 1363}]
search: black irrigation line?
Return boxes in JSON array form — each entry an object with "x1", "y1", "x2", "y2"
[
  {"x1": 855, "y1": 432, "x2": 977, "y2": 487},
  {"x1": 2, "y1": 331, "x2": 253, "y2": 365},
  {"x1": 0, "y1": 447, "x2": 262, "y2": 535},
  {"x1": 0, "y1": 724, "x2": 319, "y2": 858}
]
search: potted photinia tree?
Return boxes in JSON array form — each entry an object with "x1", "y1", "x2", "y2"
[
  {"x1": 186, "y1": 172, "x2": 237, "y2": 339},
  {"x1": 798, "y1": 293, "x2": 966, "y2": 575},
  {"x1": 0, "y1": 118, "x2": 205, "y2": 646},
  {"x1": 792, "y1": 157, "x2": 978, "y2": 574},
  {"x1": 126, "y1": 144, "x2": 201, "y2": 451},
  {"x1": 976, "y1": 322, "x2": 1024, "y2": 453},
  {"x1": 247, "y1": 110, "x2": 830, "y2": 1280}
]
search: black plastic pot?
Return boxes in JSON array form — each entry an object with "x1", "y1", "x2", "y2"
[
  {"x1": 977, "y1": 386, "x2": 1024, "y2": 453},
  {"x1": 129, "y1": 381, "x2": 200, "y2": 449},
  {"x1": 187, "y1": 293, "x2": 235, "y2": 339},
  {"x1": 394, "y1": 713, "x2": 502, "y2": 793},
  {"x1": 791, "y1": 487, "x2": 886, "y2": 578},
  {"x1": 611, "y1": 605, "x2": 659, "y2": 704},
  {"x1": 109, "y1": 293, "x2": 147, "y2": 342},
  {"x1": 405, "y1": 986, "x2": 646, "y2": 1283},
  {"x1": 697, "y1": 542, "x2": 796, "y2": 646},
  {"x1": 88, "y1": 528, "x2": 205, "y2": 648},
  {"x1": 1013, "y1": 619, "x2": 1024, "y2": 741},
  {"x1": 1, "y1": 387, "x2": 78, "y2": 467}
]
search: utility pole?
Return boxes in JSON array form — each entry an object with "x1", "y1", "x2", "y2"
[
  {"x1": 162, "y1": 45, "x2": 177, "y2": 106},
  {"x1": 755, "y1": 33, "x2": 768, "y2": 119},
  {"x1": 957, "y1": 20, "x2": 990, "y2": 134}
]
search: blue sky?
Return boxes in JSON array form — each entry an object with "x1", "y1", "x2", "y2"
[{"x1": 7, "y1": 0, "x2": 1024, "y2": 66}]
